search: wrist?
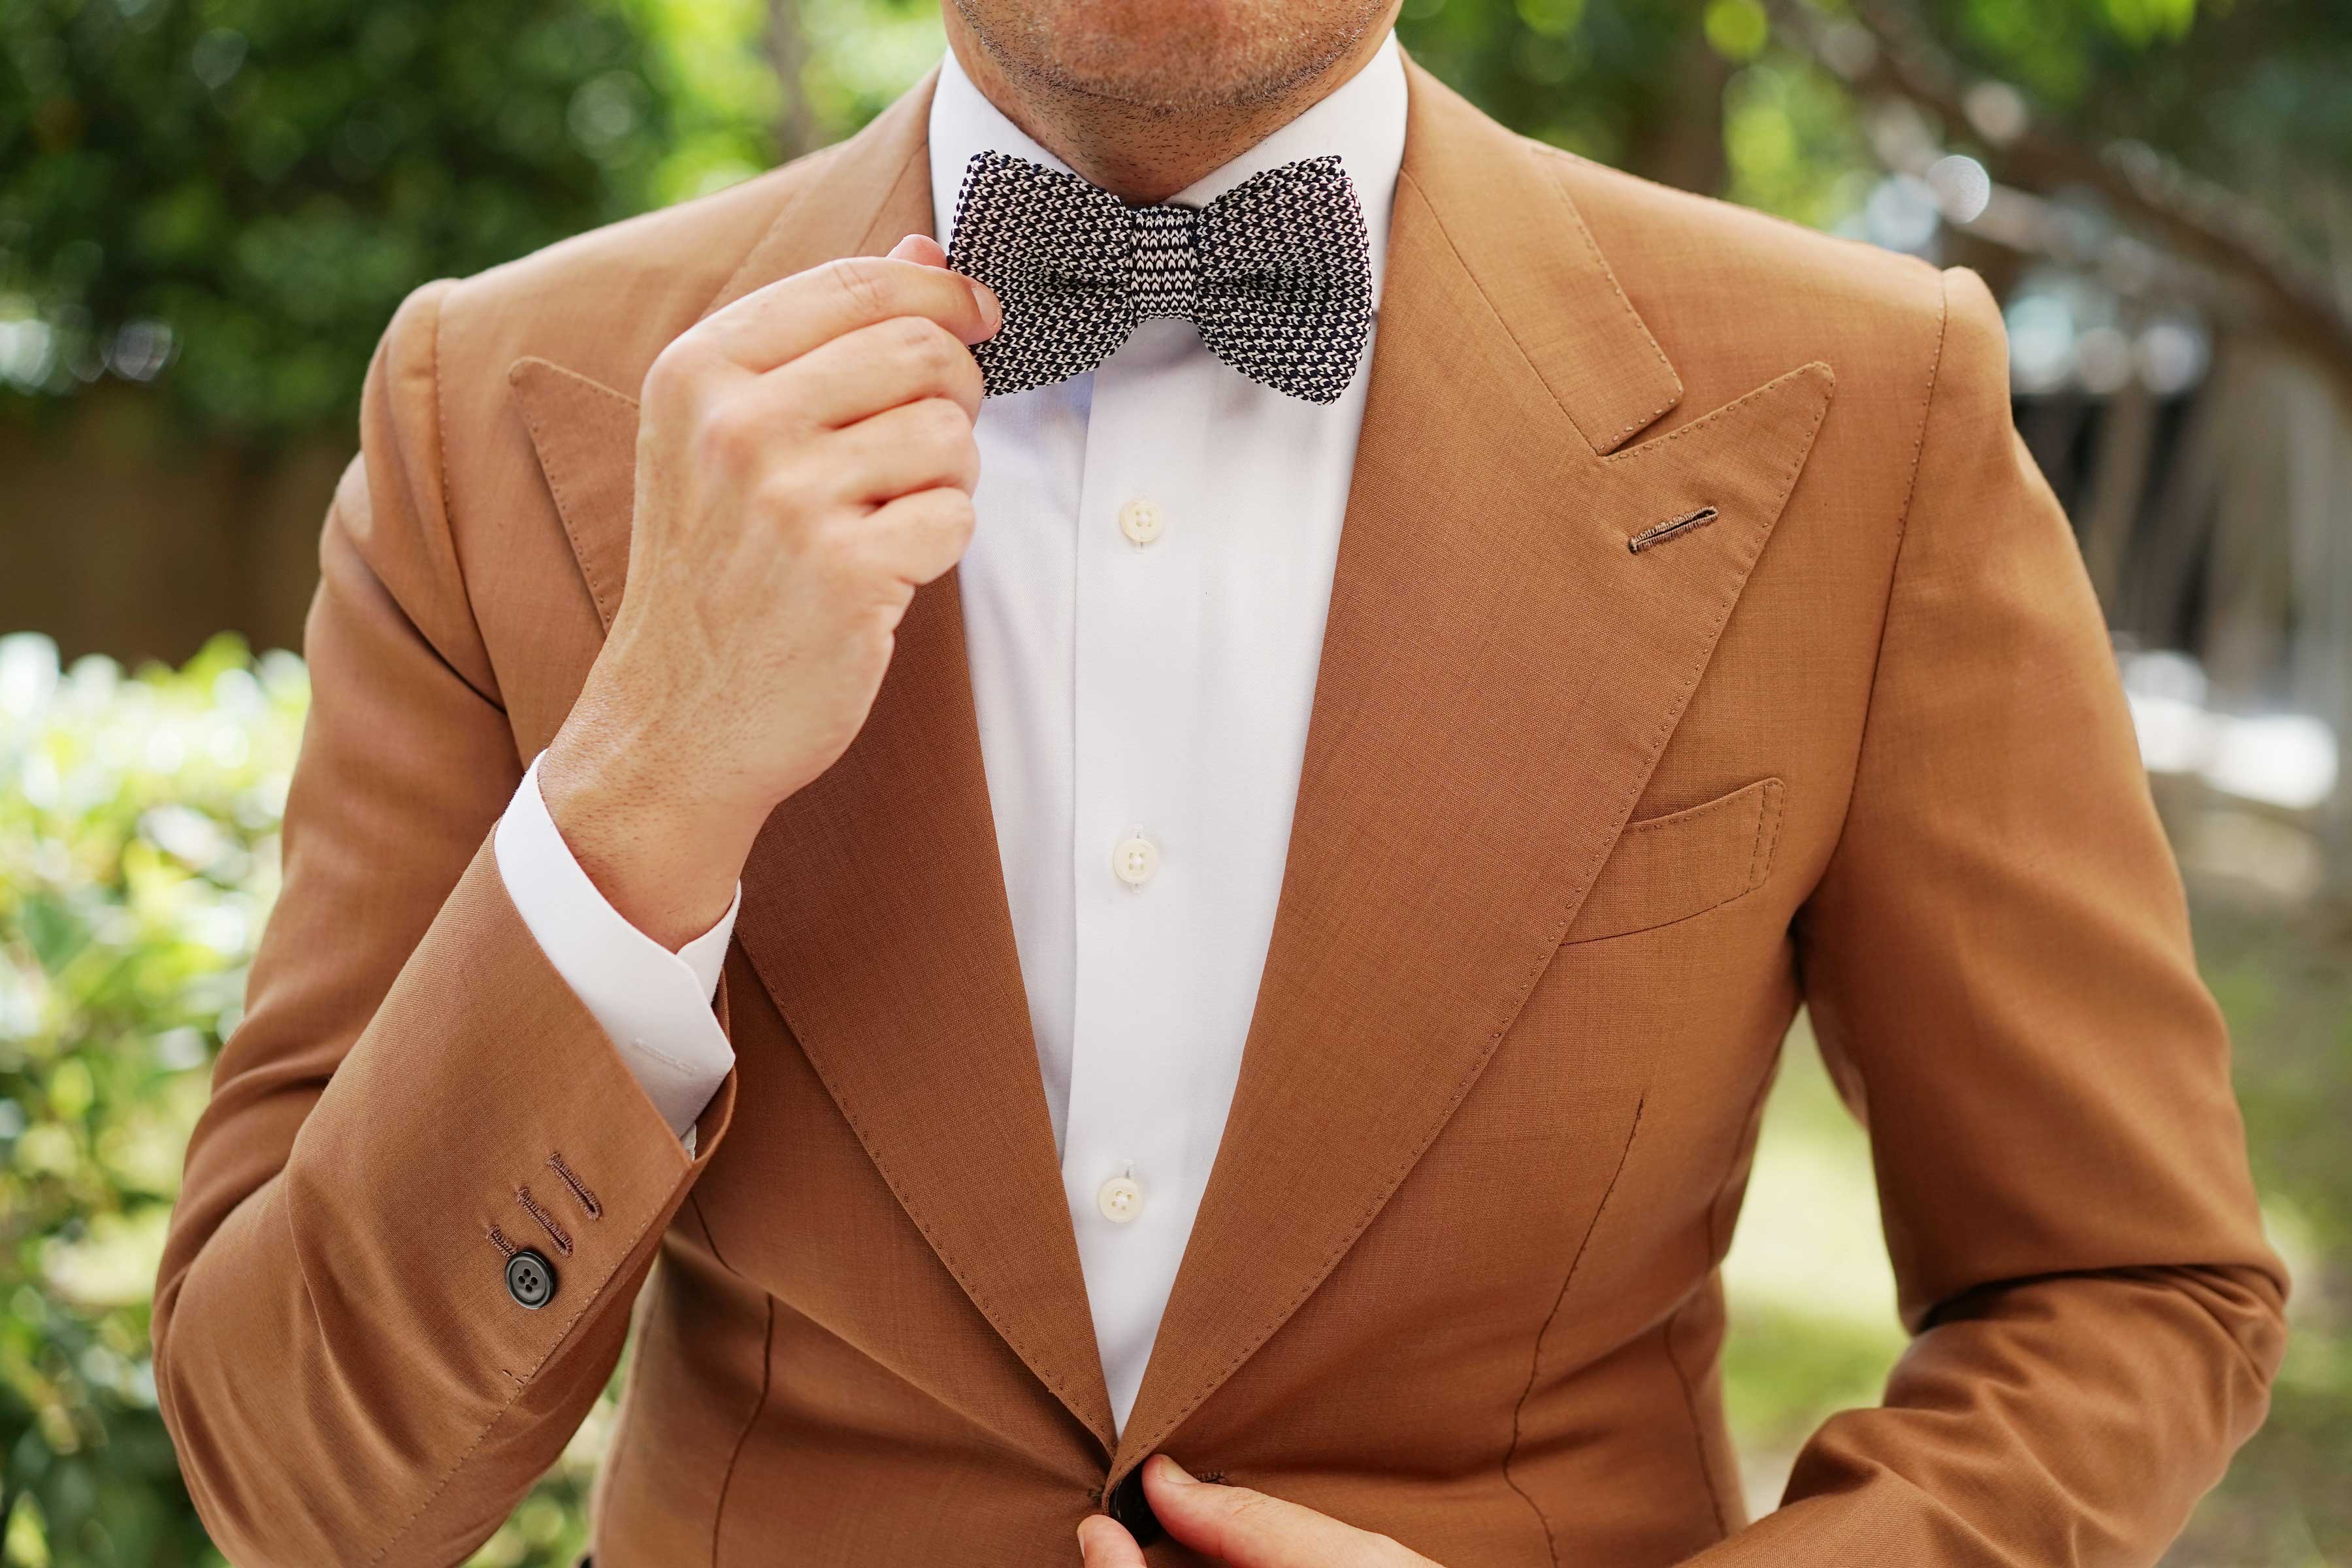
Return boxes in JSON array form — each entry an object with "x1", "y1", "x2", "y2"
[{"x1": 537, "y1": 724, "x2": 766, "y2": 951}]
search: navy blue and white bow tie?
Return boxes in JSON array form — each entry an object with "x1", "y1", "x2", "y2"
[{"x1": 944, "y1": 150, "x2": 1375, "y2": 406}]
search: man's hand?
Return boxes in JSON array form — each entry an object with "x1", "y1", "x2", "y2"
[
  {"x1": 1077, "y1": 1458, "x2": 1441, "y2": 1567},
  {"x1": 540, "y1": 235, "x2": 998, "y2": 947}
]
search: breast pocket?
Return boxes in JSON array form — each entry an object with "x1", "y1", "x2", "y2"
[{"x1": 1561, "y1": 777, "x2": 1786, "y2": 945}]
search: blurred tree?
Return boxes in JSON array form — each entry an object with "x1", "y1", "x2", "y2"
[
  {"x1": 0, "y1": 0, "x2": 955, "y2": 444},
  {"x1": 1399, "y1": 0, "x2": 2352, "y2": 301},
  {"x1": 1808, "y1": 0, "x2": 2352, "y2": 383},
  {"x1": 0, "y1": 0, "x2": 783, "y2": 440},
  {"x1": 10, "y1": 0, "x2": 2348, "y2": 443}
]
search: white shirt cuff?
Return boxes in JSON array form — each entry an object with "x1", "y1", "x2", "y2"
[{"x1": 493, "y1": 753, "x2": 740, "y2": 1141}]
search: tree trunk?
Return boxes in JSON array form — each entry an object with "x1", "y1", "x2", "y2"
[
  {"x1": 767, "y1": 0, "x2": 821, "y2": 161},
  {"x1": 1624, "y1": 22, "x2": 1733, "y2": 196}
]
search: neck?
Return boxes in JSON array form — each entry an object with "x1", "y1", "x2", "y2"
[{"x1": 941, "y1": 13, "x2": 1396, "y2": 203}]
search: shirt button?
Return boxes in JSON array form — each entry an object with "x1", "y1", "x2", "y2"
[
  {"x1": 505, "y1": 1249, "x2": 557, "y2": 1310},
  {"x1": 1098, "y1": 1175, "x2": 1145, "y2": 1223},
  {"x1": 1113, "y1": 834, "x2": 1159, "y2": 887},
  {"x1": 1118, "y1": 497, "x2": 1166, "y2": 545}
]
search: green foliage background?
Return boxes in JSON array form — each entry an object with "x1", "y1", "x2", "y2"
[
  {"x1": 0, "y1": 0, "x2": 945, "y2": 438},
  {"x1": 8, "y1": 0, "x2": 2350, "y2": 443},
  {"x1": 1, "y1": 636, "x2": 302, "y2": 1567}
]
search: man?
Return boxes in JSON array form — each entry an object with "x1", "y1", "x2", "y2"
[{"x1": 153, "y1": 0, "x2": 2287, "y2": 1562}]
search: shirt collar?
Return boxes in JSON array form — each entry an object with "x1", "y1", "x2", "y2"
[{"x1": 926, "y1": 31, "x2": 1407, "y2": 304}]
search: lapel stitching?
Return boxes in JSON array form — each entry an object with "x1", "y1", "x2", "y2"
[
  {"x1": 508, "y1": 357, "x2": 639, "y2": 629},
  {"x1": 1539, "y1": 152, "x2": 1682, "y2": 453}
]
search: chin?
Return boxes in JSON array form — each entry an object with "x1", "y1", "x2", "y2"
[{"x1": 955, "y1": 0, "x2": 1388, "y2": 110}]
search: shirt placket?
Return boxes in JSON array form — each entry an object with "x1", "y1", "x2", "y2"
[{"x1": 1060, "y1": 321, "x2": 1219, "y2": 1429}]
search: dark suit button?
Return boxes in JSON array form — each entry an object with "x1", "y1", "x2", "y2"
[
  {"x1": 1106, "y1": 1465, "x2": 1162, "y2": 1545},
  {"x1": 505, "y1": 1249, "x2": 557, "y2": 1309}
]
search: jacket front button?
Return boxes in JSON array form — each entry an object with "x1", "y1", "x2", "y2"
[
  {"x1": 505, "y1": 1249, "x2": 557, "y2": 1310},
  {"x1": 1105, "y1": 1465, "x2": 1162, "y2": 1545}
]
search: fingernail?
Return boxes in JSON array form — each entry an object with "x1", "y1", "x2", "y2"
[
  {"x1": 887, "y1": 233, "x2": 925, "y2": 259},
  {"x1": 971, "y1": 278, "x2": 1003, "y2": 336},
  {"x1": 1074, "y1": 1520, "x2": 1093, "y2": 1562},
  {"x1": 1152, "y1": 1455, "x2": 1198, "y2": 1486}
]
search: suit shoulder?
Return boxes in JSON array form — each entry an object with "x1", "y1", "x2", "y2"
[
  {"x1": 427, "y1": 141, "x2": 851, "y2": 397},
  {"x1": 1532, "y1": 143, "x2": 1950, "y2": 406}
]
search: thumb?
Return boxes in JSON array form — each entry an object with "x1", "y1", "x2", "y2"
[
  {"x1": 1143, "y1": 1456, "x2": 1413, "y2": 1567},
  {"x1": 886, "y1": 232, "x2": 951, "y2": 268},
  {"x1": 1077, "y1": 1513, "x2": 1151, "y2": 1567},
  {"x1": 885, "y1": 231, "x2": 999, "y2": 339}
]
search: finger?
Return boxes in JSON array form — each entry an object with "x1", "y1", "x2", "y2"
[
  {"x1": 781, "y1": 314, "x2": 985, "y2": 428},
  {"x1": 694, "y1": 253, "x2": 1001, "y2": 374},
  {"x1": 857, "y1": 485, "x2": 979, "y2": 589},
  {"x1": 1143, "y1": 1457, "x2": 1422, "y2": 1568},
  {"x1": 1075, "y1": 1514, "x2": 1149, "y2": 1568},
  {"x1": 888, "y1": 232, "x2": 953, "y2": 269},
  {"x1": 828, "y1": 397, "x2": 979, "y2": 502}
]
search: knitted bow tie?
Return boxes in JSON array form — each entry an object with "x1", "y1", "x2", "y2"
[{"x1": 944, "y1": 150, "x2": 1375, "y2": 406}]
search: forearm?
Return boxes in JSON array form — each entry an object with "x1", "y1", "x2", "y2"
[
  {"x1": 153, "y1": 277, "x2": 742, "y2": 1559},
  {"x1": 153, "y1": 846, "x2": 732, "y2": 1565},
  {"x1": 1676, "y1": 1264, "x2": 2282, "y2": 1566}
]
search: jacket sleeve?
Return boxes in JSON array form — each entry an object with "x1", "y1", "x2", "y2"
[
  {"x1": 151, "y1": 280, "x2": 736, "y2": 1567},
  {"x1": 1685, "y1": 267, "x2": 2287, "y2": 1566}
]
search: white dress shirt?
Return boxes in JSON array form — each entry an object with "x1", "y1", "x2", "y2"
[{"x1": 495, "y1": 33, "x2": 1406, "y2": 1433}]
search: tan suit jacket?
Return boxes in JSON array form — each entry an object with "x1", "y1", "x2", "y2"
[{"x1": 154, "y1": 58, "x2": 2285, "y2": 1568}]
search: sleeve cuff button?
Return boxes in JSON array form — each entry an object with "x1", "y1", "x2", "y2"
[{"x1": 506, "y1": 1249, "x2": 558, "y2": 1309}]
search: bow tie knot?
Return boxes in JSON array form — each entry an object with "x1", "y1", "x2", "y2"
[
  {"x1": 945, "y1": 150, "x2": 1375, "y2": 405},
  {"x1": 1131, "y1": 205, "x2": 1205, "y2": 321}
]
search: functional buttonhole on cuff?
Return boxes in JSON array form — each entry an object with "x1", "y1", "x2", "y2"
[
  {"x1": 514, "y1": 1184, "x2": 574, "y2": 1256},
  {"x1": 547, "y1": 1151, "x2": 603, "y2": 1218}
]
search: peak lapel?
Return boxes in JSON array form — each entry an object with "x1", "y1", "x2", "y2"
[
  {"x1": 1111, "y1": 62, "x2": 1833, "y2": 1475},
  {"x1": 510, "y1": 72, "x2": 1120, "y2": 1452}
]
